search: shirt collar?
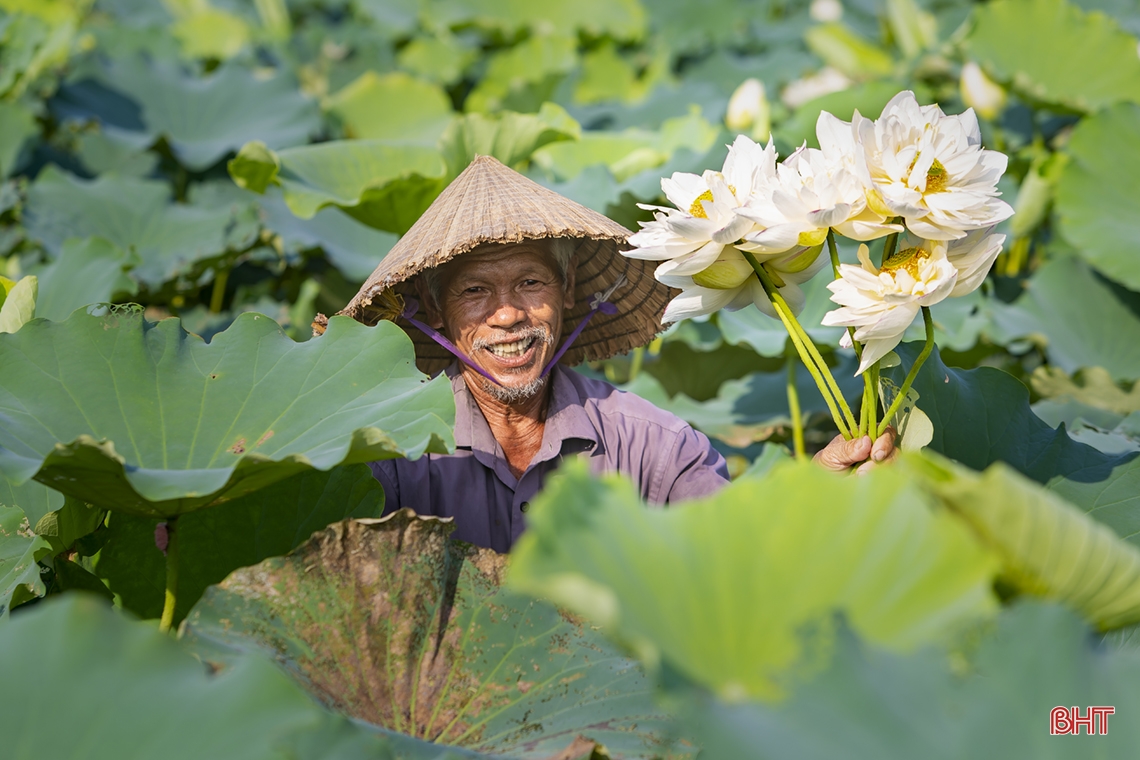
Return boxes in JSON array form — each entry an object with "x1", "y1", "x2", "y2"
[{"x1": 445, "y1": 363, "x2": 600, "y2": 456}]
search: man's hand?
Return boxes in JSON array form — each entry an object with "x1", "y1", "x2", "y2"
[{"x1": 813, "y1": 427, "x2": 897, "y2": 475}]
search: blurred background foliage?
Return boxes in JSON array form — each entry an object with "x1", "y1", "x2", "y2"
[{"x1": 2, "y1": 0, "x2": 1140, "y2": 469}]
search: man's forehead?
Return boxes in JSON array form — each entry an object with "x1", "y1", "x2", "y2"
[{"x1": 441, "y1": 242, "x2": 560, "y2": 278}]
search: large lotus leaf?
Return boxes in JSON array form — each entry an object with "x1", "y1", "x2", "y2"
[
  {"x1": 0, "y1": 504, "x2": 49, "y2": 618},
  {"x1": 988, "y1": 255, "x2": 1140, "y2": 381},
  {"x1": 965, "y1": 0, "x2": 1140, "y2": 112},
  {"x1": 440, "y1": 103, "x2": 581, "y2": 178},
  {"x1": 1032, "y1": 365, "x2": 1140, "y2": 415},
  {"x1": 94, "y1": 464, "x2": 386, "y2": 624},
  {"x1": 181, "y1": 510, "x2": 680, "y2": 759},
  {"x1": 326, "y1": 71, "x2": 454, "y2": 144},
  {"x1": 228, "y1": 138, "x2": 446, "y2": 234},
  {"x1": 30, "y1": 237, "x2": 137, "y2": 322},
  {"x1": 424, "y1": 0, "x2": 646, "y2": 39},
  {"x1": 508, "y1": 459, "x2": 999, "y2": 701},
  {"x1": 23, "y1": 167, "x2": 257, "y2": 286},
  {"x1": 397, "y1": 33, "x2": 478, "y2": 86},
  {"x1": 464, "y1": 34, "x2": 578, "y2": 113},
  {"x1": 677, "y1": 602, "x2": 1140, "y2": 759},
  {"x1": 0, "y1": 473, "x2": 62, "y2": 529},
  {"x1": 52, "y1": 57, "x2": 320, "y2": 170},
  {"x1": 1032, "y1": 398, "x2": 1140, "y2": 455},
  {"x1": 0, "y1": 309, "x2": 454, "y2": 517},
  {"x1": 0, "y1": 594, "x2": 408, "y2": 760},
  {"x1": 0, "y1": 5, "x2": 78, "y2": 100},
  {"x1": 625, "y1": 354, "x2": 862, "y2": 448},
  {"x1": 887, "y1": 343, "x2": 1140, "y2": 543},
  {"x1": 915, "y1": 456, "x2": 1140, "y2": 630},
  {"x1": 188, "y1": 181, "x2": 397, "y2": 283},
  {"x1": 642, "y1": 0, "x2": 764, "y2": 55},
  {"x1": 0, "y1": 100, "x2": 36, "y2": 178},
  {"x1": 1054, "y1": 103, "x2": 1140, "y2": 291}
]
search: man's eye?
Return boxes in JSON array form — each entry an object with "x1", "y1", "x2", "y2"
[{"x1": 522, "y1": 279, "x2": 541, "y2": 287}]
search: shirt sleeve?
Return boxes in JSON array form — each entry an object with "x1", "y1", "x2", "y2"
[
  {"x1": 657, "y1": 425, "x2": 730, "y2": 504},
  {"x1": 369, "y1": 460, "x2": 401, "y2": 516}
]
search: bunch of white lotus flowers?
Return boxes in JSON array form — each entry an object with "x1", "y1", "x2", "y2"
[{"x1": 623, "y1": 91, "x2": 1012, "y2": 378}]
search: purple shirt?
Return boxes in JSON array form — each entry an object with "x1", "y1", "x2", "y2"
[{"x1": 370, "y1": 364, "x2": 729, "y2": 551}]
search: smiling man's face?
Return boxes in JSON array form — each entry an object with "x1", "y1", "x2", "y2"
[{"x1": 425, "y1": 242, "x2": 575, "y2": 403}]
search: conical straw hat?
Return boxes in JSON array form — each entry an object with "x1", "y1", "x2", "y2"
[{"x1": 332, "y1": 155, "x2": 675, "y2": 375}]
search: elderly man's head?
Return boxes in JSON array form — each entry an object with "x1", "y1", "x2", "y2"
[{"x1": 419, "y1": 239, "x2": 577, "y2": 404}]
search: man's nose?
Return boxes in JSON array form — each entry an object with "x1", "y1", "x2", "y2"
[{"x1": 486, "y1": 294, "x2": 527, "y2": 328}]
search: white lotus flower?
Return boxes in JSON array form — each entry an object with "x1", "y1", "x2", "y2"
[
  {"x1": 821, "y1": 240, "x2": 958, "y2": 374},
  {"x1": 623, "y1": 136, "x2": 776, "y2": 275},
  {"x1": 945, "y1": 228, "x2": 1005, "y2": 296},
  {"x1": 853, "y1": 90, "x2": 1013, "y2": 240},
  {"x1": 656, "y1": 245, "x2": 827, "y2": 323},
  {"x1": 735, "y1": 127, "x2": 901, "y2": 255}
]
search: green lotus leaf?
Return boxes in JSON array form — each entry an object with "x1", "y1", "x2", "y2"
[
  {"x1": 0, "y1": 309, "x2": 455, "y2": 517},
  {"x1": 228, "y1": 138, "x2": 447, "y2": 234},
  {"x1": 0, "y1": 504, "x2": 50, "y2": 618},
  {"x1": 53, "y1": 58, "x2": 320, "y2": 170},
  {"x1": 508, "y1": 459, "x2": 999, "y2": 701},
  {"x1": 804, "y1": 23, "x2": 894, "y2": 79},
  {"x1": 0, "y1": 594, "x2": 407, "y2": 759},
  {"x1": 0, "y1": 100, "x2": 36, "y2": 178},
  {"x1": 30, "y1": 237, "x2": 137, "y2": 322},
  {"x1": 33, "y1": 495, "x2": 103, "y2": 558},
  {"x1": 0, "y1": 5, "x2": 79, "y2": 100},
  {"x1": 23, "y1": 167, "x2": 257, "y2": 286},
  {"x1": 94, "y1": 464, "x2": 386, "y2": 624},
  {"x1": 1032, "y1": 365, "x2": 1140, "y2": 415},
  {"x1": 1054, "y1": 103, "x2": 1140, "y2": 291},
  {"x1": 0, "y1": 473, "x2": 62, "y2": 530},
  {"x1": 465, "y1": 34, "x2": 577, "y2": 113},
  {"x1": 988, "y1": 255, "x2": 1140, "y2": 381},
  {"x1": 327, "y1": 71, "x2": 454, "y2": 144},
  {"x1": 887, "y1": 343, "x2": 1140, "y2": 543},
  {"x1": 677, "y1": 602, "x2": 1140, "y2": 759},
  {"x1": 915, "y1": 456, "x2": 1140, "y2": 630},
  {"x1": 397, "y1": 34, "x2": 477, "y2": 85},
  {"x1": 440, "y1": 103, "x2": 581, "y2": 178},
  {"x1": 0, "y1": 274, "x2": 36, "y2": 334},
  {"x1": 425, "y1": 0, "x2": 646, "y2": 39},
  {"x1": 181, "y1": 510, "x2": 681, "y2": 759},
  {"x1": 965, "y1": 0, "x2": 1140, "y2": 112},
  {"x1": 642, "y1": 0, "x2": 760, "y2": 55}
]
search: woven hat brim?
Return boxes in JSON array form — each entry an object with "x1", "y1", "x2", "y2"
[{"x1": 335, "y1": 155, "x2": 677, "y2": 374}]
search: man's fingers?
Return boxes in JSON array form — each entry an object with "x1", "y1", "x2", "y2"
[
  {"x1": 813, "y1": 434, "x2": 873, "y2": 472},
  {"x1": 855, "y1": 459, "x2": 877, "y2": 476},
  {"x1": 871, "y1": 426, "x2": 897, "y2": 462}
]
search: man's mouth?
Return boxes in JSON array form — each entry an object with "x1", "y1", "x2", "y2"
[{"x1": 485, "y1": 336, "x2": 538, "y2": 358}]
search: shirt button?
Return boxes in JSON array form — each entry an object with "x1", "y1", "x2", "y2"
[{"x1": 520, "y1": 501, "x2": 530, "y2": 513}]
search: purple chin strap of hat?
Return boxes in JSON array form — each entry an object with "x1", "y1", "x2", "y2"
[{"x1": 399, "y1": 274, "x2": 627, "y2": 386}]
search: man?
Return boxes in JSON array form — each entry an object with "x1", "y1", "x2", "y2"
[{"x1": 327, "y1": 156, "x2": 893, "y2": 552}]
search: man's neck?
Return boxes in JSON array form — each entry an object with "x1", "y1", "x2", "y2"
[{"x1": 462, "y1": 367, "x2": 551, "y2": 480}]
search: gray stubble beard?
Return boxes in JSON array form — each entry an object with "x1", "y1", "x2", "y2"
[{"x1": 472, "y1": 325, "x2": 555, "y2": 404}]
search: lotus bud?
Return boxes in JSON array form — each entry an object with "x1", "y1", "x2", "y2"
[
  {"x1": 960, "y1": 62, "x2": 1007, "y2": 121},
  {"x1": 810, "y1": 0, "x2": 843, "y2": 22},
  {"x1": 691, "y1": 250, "x2": 754, "y2": 290},
  {"x1": 726, "y1": 78, "x2": 771, "y2": 141}
]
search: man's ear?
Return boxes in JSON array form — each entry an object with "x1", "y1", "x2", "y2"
[
  {"x1": 562, "y1": 254, "x2": 578, "y2": 311},
  {"x1": 415, "y1": 278, "x2": 445, "y2": 329}
]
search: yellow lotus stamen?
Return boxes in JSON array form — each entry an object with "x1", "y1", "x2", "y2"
[
  {"x1": 881, "y1": 246, "x2": 929, "y2": 279},
  {"x1": 689, "y1": 190, "x2": 714, "y2": 219},
  {"x1": 907, "y1": 155, "x2": 949, "y2": 193}
]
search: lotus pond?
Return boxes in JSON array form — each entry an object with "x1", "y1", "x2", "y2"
[{"x1": 2, "y1": 0, "x2": 1140, "y2": 757}]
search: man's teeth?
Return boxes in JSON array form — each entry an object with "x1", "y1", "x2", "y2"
[{"x1": 487, "y1": 338, "x2": 534, "y2": 357}]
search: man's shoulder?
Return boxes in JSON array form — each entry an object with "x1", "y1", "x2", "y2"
[{"x1": 559, "y1": 367, "x2": 693, "y2": 435}]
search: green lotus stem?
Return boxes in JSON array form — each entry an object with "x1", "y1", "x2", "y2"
[
  {"x1": 860, "y1": 370, "x2": 874, "y2": 437},
  {"x1": 209, "y1": 267, "x2": 230, "y2": 314},
  {"x1": 629, "y1": 346, "x2": 645, "y2": 381},
  {"x1": 826, "y1": 228, "x2": 842, "y2": 278},
  {"x1": 868, "y1": 363, "x2": 880, "y2": 439},
  {"x1": 785, "y1": 342, "x2": 806, "y2": 459},
  {"x1": 877, "y1": 306, "x2": 934, "y2": 438},
  {"x1": 742, "y1": 252, "x2": 855, "y2": 439},
  {"x1": 159, "y1": 516, "x2": 180, "y2": 634}
]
